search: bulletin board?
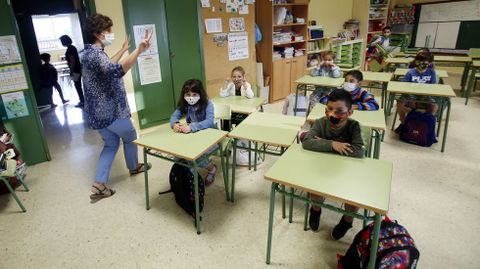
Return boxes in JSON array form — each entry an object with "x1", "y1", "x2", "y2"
[{"x1": 200, "y1": 0, "x2": 257, "y2": 98}]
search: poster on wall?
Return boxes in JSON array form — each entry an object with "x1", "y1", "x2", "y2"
[
  {"x1": 1, "y1": 91, "x2": 29, "y2": 119},
  {"x1": 205, "y1": 18, "x2": 223, "y2": 34},
  {"x1": 228, "y1": 32, "x2": 249, "y2": 61},
  {"x1": 137, "y1": 54, "x2": 162, "y2": 85},
  {"x1": 200, "y1": 0, "x2": 211, "y2": 8},
  {"x1": 229, "y1": 17, "x2": 246, "y2": 32},
  {"x1": 226, "y1": 0, "x2": 238, "y2": 13},
  {"x1": 0, "y1": 64, "x2": 28, "y2": 93},
  {"x1": 133, "y1": 24, "x2": 158, "y2": 56},
  {"x1": 0, "y1": 35, "x2": 21, "y2": 65}
]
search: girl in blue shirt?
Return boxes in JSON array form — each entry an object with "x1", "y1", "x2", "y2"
[{"x1": 170, "y1": 79, "x2": 218, "y2": 186}]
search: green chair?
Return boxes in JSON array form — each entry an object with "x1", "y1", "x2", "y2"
[
  {"x1": 0, "y1": 160, "x2": 29, "y2": 212},
  {"x1": 213, "y1": 103, "x2": 233, "y2": 201}
]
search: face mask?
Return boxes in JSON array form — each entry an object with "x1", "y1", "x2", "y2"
[
  {"x1": 417, "y1": 63, "x2": 428, "y2": 70},
  {"x1": 342, "y1": 82, "x2": 357, "y2": 92},
  {"x1": 101, "y1": 33, "x2": 115, "y2": 46},
  {"x1": 329, "y1": 116, "x2": 342, "y2": 125},
  {"x1": 184, "y1": 96, "x2": 200, "y2": 106}
]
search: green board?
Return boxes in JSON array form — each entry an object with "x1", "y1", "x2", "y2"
[
  {"x1": 0, "y1": 0, "x2": 50, "y2": 165},
  {"x1": 456, "y1": 21, "x2": 480, "y2": 50}
]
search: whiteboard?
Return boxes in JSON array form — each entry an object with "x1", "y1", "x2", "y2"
[{"x1": 419, "y1": 0, "x2": 480, "y2": 22}]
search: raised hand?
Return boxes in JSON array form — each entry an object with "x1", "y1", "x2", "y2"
[
  {"x1": 138, "y1": 29, "x2": 153, "y2": 54},
  {"x1": 121, "y1": 35, "x2": 131, "y2": 52}
]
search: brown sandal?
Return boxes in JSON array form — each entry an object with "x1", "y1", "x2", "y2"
[
  {"x1": 129, "y1": 162, "x2": 152, "y2": 176},
  {"x1": 90, "y1": 185, "x2": 116, "y2": 200}
]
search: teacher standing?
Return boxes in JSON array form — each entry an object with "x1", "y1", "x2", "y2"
[{"x1": 81, "y1": 14, "x2": 152, "y2": 201}]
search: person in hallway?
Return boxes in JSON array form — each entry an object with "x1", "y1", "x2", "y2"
[
  {"x1": 81, "y1": 14, "x2": 152, "y2": 201},
  {"x1": 39, "y1": 53, "x2": 69, "y2": 107},
  {"x1": 60, "y1": 35, "x2": 84, "y2": 108}
]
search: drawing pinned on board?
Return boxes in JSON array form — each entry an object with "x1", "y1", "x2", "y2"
[
  {"x1": 0, "y1": 35, "x2": 21, "y2": 65},
  {"x1": 239, "y1": 4, "x2": 249, "y2": 15},
  {"x1": 205, "y1": 18, "x2": 223, "y2": 34},
  {"x1": 229, "y1": 17, "x2": 246, "y2": 32},
  {"x1": 228, "y1": 32, "x2": 249, "y2": 61},
  {"x1": 1, "y1": 91, "x2": 29, "y2": 119},
  {"x1": 226, "y1": 0, "x2": 238, "y2": 13},
  {"x1": 201, "y1": 0, "x2": 211, "y2": 8},
  {"x1": 213, "y1": 33, "x2": 228, "y2": 47},
  {"x1": 0, "y1": 64, "x2": 28, "y2": 93}
]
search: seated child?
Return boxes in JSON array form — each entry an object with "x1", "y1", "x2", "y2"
[
  {"x1": 368, "y1": 26, "x2": 392, "y2": 56},
  {"x1": 170, "y1": 79, "x2": 218, "y2": 186},
  {"x1": 302, "y1": 89, "x2": 365, "y2": 239},
  {"x1": 282, "y1": 90, "x2": 307, "y2": 117},
  {"x1": 320, "y1": 70, "x2": 379, "y2": 111},
  {"x1": 219, "y1": 66, "x2": 254, "y2": 130},
  {"x1": 396, "y1": 51, "x2": 437, "y2": 132},
  {"x1": 309, "y1": 51, "x2": 341, "y2": 110},
  {"x1": 408, "y1": 48, "x2": 434, "y2": 69}
]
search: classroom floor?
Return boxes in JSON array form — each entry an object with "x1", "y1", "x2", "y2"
[{"x1": 1, "y1": 71, "x2": 480, "y2": 269}]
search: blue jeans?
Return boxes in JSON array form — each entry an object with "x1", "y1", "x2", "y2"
[{"x1": 95, "y1": 118, "x2": 138, "y2": 184}]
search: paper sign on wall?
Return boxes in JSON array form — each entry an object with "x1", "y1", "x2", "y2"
[
  {"x1": 201, "y1": 0, "x2": 211, "y2": 8},
  {"x1": 228, "y1": 32, "x2": 249, "y2": 61},
  {"x1": 133, "y1": 24, "x2": 158, "y2": 56},
  {"x1": 226, "y1": 0, "x2": 238, "y2": 13},
  {"x1": 239, "y1": 4, "x2": 249, "y2": 15},
  {"x1": 0, "y1": 64, "x2": 28, "y2": 93},
  {"x1": 138, "y1": 54, "x2": 162, "y2": 85},
  {"x1": 205, "y1": 18, "x2": 223, "y2": 34},
  {"x1": 2, "y1": 91, "x2": 29, "y2": 119},
  {"x1": 229, "y1": 17, "x2": 245, "y2": 32},
  {"x1": 0, "y1": 35, "x2": 21, "y2": 65}
]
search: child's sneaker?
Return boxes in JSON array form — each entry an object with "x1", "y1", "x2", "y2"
[
  {"x1": 309, "y1": 207, "x2": 321, "y2": 232},
  {"x1": 205, "y1": 164, "x2": 217, "y2": 187},
  {"x1": 331, "y1": 217, "x2": 353, "y2": 240}
]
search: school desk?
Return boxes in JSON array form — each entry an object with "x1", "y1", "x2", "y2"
[
  {"x1": 134, "y1": 124, "x2": 228, "y2": 234},
  {"x1": 384, "y1": 57, "x2": 413, "y2": 71},
  {"x1": 361, "y1": 71, "x2": 393, "y2": 109},
  {"x1": 227, "y1": 111, "x2": 304, "y2": 202},
  {"x1": 306, "y1": 104, "x2": 386, "y2": 159},
  {"x1": 386, "y1": 81, "x2": 456, "y2": 152},
  {"x1": 465, "y1": 60, "x2": 480, "y2": 105},
  {"x1": 393, "y1": 68, "x2": 449, "y2": 85},
  {"x1": 211, "y1": 96, "x2": 266, "y2": 115},
  {"x1": 264, "y1": 143, "x2": 392, "y2": 268},
  {"x1": 294, "y1": 75, "x2": 345, "y2": 116},
  {"x1": 433, "y1": 56, "x2": 472, "y2": 93}
]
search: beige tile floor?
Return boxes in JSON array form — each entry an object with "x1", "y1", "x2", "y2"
[{"x1": 1, "y1": 72, "x2": 480, "y2": 268}]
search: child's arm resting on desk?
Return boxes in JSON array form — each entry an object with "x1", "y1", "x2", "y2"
[
  {"x1": 189, "y1": 101, "x2": 216, "y2": 132},
  {"x1": 302, "y1": 120, "x2": 333, "y2": 152},
  {"x1": 349, "y1": 121, "x2": 366, "y2": 158},
  {"x1": 169, "y1": 108, "x2": 183, "y2": 128}
]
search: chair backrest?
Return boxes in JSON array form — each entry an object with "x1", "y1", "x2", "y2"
[
  {"x1": 368, "y1": 59, "x2": 383, "y2": 72},
  {"x1": 0, "y1": 159, "x2": 16, "y2": 177},
  {"x1": 214, "y1": 103, "x2": 231, "y2": 121}
]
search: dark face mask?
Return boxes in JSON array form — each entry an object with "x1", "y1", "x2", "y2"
[
  {"x1": 329, "y1": 116, "x2": 341, "y2": 125},
  {"x1": 417, "y1": 63, "x2": 428, "y2": 70}
]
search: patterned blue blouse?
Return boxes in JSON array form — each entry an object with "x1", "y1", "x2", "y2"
[{"x1": 80, "y1": 44, "x2": 131, "y2": 129}]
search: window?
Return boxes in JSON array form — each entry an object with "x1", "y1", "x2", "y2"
[{"x1": 32, "y1": 13, "x2": 84, "y2": 53}]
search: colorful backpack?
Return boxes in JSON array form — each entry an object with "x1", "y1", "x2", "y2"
[
  {"x1": 400, "y1": 110, "x2": 437, "y2": 147},
  {"x1": 338, "y1": 217, "x2": 420, "y2": 269},
  {"x1": 160, "y1": 162, "x2": 205, "y2": 219}
]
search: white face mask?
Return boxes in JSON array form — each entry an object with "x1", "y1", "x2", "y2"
[
  {"x1": 184, "y1": 96, "x2": 200, "y2": 106},
  {"x1": 102, "y1": 33, "x2": 115, "y2": 46},
  {"x1": 342, "y1": 82, "x2": 357, "y2": 92}
]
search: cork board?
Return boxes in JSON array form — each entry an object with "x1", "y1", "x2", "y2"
[{"x1": 200, "y1": 0, "x2": 257, "y2": 98}]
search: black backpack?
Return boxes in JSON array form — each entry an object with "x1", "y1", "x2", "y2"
[
  {"x1": 338, "y1": 217, "x2": 419, "y2": 269},
  {"x1": 159, "y1": 163, "x2": 204, "y2": 218}
]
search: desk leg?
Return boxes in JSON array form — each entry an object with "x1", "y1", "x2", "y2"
[
  {"x1": 193, "y1": 161, "x2": 201, "y2": 234},
  {"x1": 465, "y1": 66, "x2": 477, "y2": 105},
  {"x1": 219, "y1": 142, "x2": 230, "y2": 202},
  {"x1": 381, "y1": 82, "x2": 387, "y2": 109},
  {"x1": 373, "y1": 130, "x2": 381, "y2": 160},
  {"x1": 289, "y1": 187, "x2": 294, "y2": 223},
  {"x1": 367, "y1": 213, "x2": 382, "y2": 269},
  {"x1": 281, "y1": 185, "x2": 286, "y2": 219},
  {"x1": 461, "y1": 62, "x2": 471, "y2": 94},
  {"x1": 363, "y1": 209, "x2": 368, "y2": 228},
  {"x1": 254, "y1": 142, "x2": 258, "y2": 171},
  {"x1": 266, "y1": 182, "x2": 278, "y2": 265},
  {"x1": 303, "y1": 193, "x2": 310, "y2": 231},
  {"x1": 143, "y1": 148, "x2": 150, "y2": 210},
  {"x1": 441, "y1": 98, "x2": 452, "y2": 153},
  {"x1": 293, "y1": 84, "x2": 300, "y2": 116},
  {"x1": 248, "y1": 141, "x2": 252, "y2": 170},
  {"x1": 231, "y1": 139, "x2": 237, "y2": 202}
]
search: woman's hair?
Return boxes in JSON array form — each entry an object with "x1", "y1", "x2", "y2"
[
  {"x1": 177, "y1": 79, "x2": 209, "y2": 113},
  {"x1": 84, "y1": 14, "x2": 113, "y2": 44},
  {"x1": 59, "y1": 35, "x2": 73, "y2": 46},
  {"x1": 231, "y1": 66, "x2": 245, "y2": 76}
]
